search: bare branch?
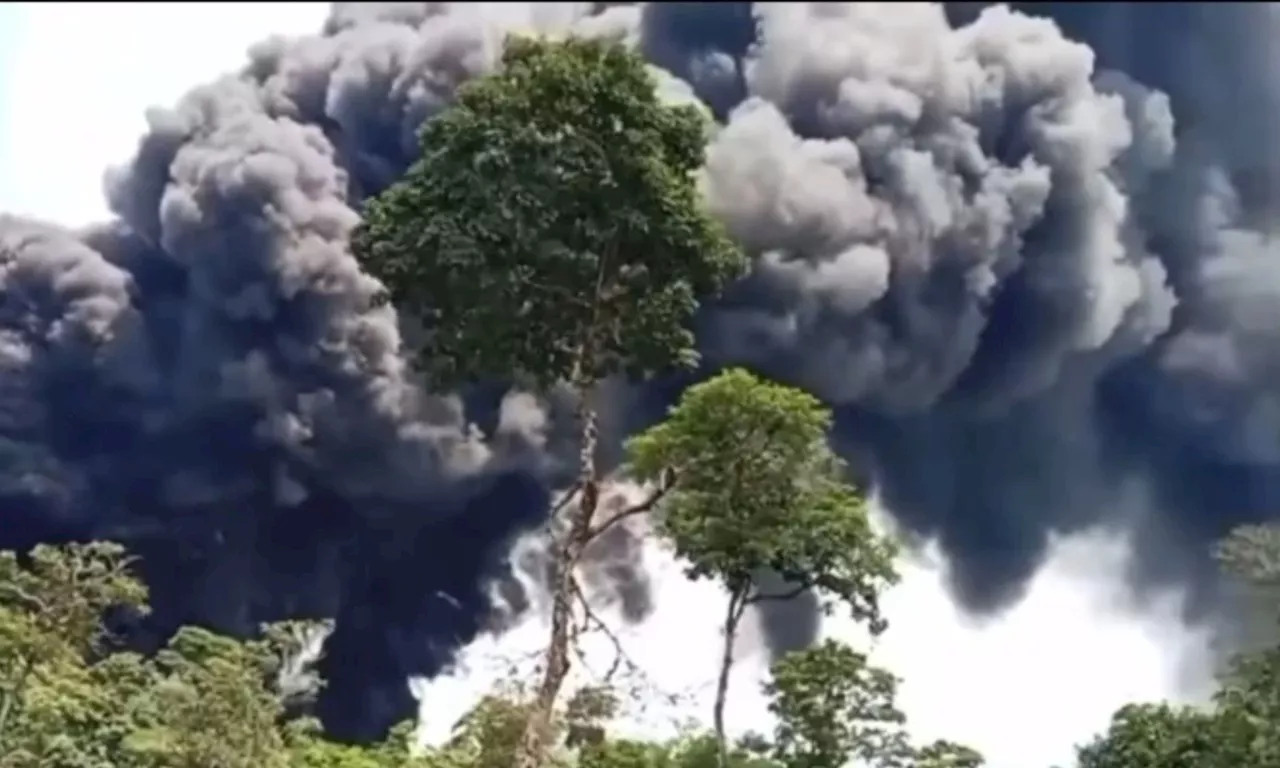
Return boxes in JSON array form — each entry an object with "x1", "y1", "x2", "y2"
[
  {"x1": 562, "y1": 575, "x2": 700, "y2": 735},
  {"x1": 585, "y1": 467, "x2": 678, "y2": 543},
  {"x1": 550, "y1": 483, "x2": 583, "y2": 522},
  {"x1": 570, "y1": 576, "x2": 633, "y2": 683}
]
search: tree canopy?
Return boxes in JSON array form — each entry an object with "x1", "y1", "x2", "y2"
[
  {"x1": 352, "y1": 34, "x2": 744, "y2": 391},
  {"x1": 627, "y1": 368, "x2": 898, "y2": 627},
  {"x1": 767, "y1": 640, "x2": 984, "y2": 768}
]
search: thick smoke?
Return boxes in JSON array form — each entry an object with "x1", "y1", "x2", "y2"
[{"x1": 2, "y1": 0, "x2": 1279, "y2": 741}]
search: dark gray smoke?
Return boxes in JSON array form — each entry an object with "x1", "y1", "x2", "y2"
[{"x1": 2, "y1": 0, "x2": 1279, "y2": 741}]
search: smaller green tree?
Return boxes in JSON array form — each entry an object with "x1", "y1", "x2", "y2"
[
  {"x1": 655, "y1": 733, "x2": 784, "y2": 768},
  {"x1": 914, "y1": 740, "x2": 986, "y2": 768},
  {"x1": 626, "y1": 368, "x2": 900, "y2": 767},
  {"x1": 420, "y1": 683, "x2": 627, "y2": 768},
  {"x1": 1204, "y1": 524, "x2": 1280, "y2": 766},
  {"x1": 1216, "y1": 523, "x2": 1280, "y2": 589},
  {"x1": 766, "y1": 640, "x2": 983, "y2": 768},
  {"x1": 431, "y1": 692, "x2": 541, "y2": 768}
]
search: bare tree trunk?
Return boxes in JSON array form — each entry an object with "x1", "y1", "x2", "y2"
[
  {"x1": 714, "y1": 590, "x2": 747, "y2": 768},
  {"x1": 514, "y1": 377, "x2": 601, "y2": 768}
]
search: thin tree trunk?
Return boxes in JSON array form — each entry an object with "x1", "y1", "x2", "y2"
[
  {"x1": 714, "y1": 590, "x2": 747, "y2": 768},
  {"x1": 514, "y1": 373, "x2": 601, "y2": 768},
  {"x1": 0, "y1": 691, "x2": 13, "y2": 750},
  {"x1": 0, "y1": 658, "x2": 33, "y2": 749}
]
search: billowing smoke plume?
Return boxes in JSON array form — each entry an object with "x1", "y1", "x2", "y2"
[{"x1": 2, "y1": 0, "x2": 1278, "y2": 741}]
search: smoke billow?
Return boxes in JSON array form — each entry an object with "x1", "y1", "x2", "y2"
[{"x1": 2, "y1": 0, "x2": 1278, "y2": 741}]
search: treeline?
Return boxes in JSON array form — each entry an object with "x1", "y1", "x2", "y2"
[
  {"x1": 0, "y1": 541, "x2": 966, "y2": 768},
  {"x1": 1, "y1": 515, "x2": 1277, "y2": 766},
  {"x1": 1, "y1": 34, "x2": 1276, "y2": 768}
]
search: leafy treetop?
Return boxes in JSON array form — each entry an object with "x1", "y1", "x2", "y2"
[
  {"x1": 767, "y1": 640, "x2": 984, "y2": 768},
  {"x1": 626, "y1": 368, "x2": 899, "y2": 633},
  {"x1": 352, "y1": 35, "x2": 745, "y2": 391}
]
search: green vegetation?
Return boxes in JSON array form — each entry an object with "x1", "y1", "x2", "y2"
[
  {"x1": 1, "y1": 34, "x2": 1276, "y2": 768},
  {"x1": 3, "y1": 520, "x2": 1276, "y2": 767}
]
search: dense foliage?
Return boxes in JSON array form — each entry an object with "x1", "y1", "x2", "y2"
[
  {"x1": 352, "y1": 35, "x2": 743, "y2": 391},
  {"x1": 2, "y1": 524, "x2": 1277, "y2": 767},
  {"x1": 626, "y1": 368, "x2": 899, "y2": 765}
]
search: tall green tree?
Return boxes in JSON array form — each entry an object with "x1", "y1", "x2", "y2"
[
  {"x1": 625, "y1": 368, "x2": 899, "y2": 767},
  {"x1": 1217, "y1": 523, "x2": 1280, "y2": 596},
  {"x1": 352, "y1": 34, "x2": 744, "y2": 768},
  {"x1": 1208, "y1": 525, "x2": 1280, "y2": 767}
]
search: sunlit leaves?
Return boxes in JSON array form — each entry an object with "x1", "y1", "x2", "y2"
[
  {"x1": 767, "y1": 641, "x2": 984, "y2": 768},
  {"x1": 626, "y1": 368, "x2": 899, "y2": 631},
  {"x1": 1075, "y1": 703, "x2": 1235, "y2": 768},
  {"x1": 352, "y1": 35, "x2": 744, "y2": 391}
]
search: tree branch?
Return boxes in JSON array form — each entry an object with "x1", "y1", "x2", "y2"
[
  {"x1": 549, "y1": 483, "x2": 582, "y2": 522},
  {"x1": 570, "y1": 576, "x2": 635, "y2": 683},
  {"x1": 0, "y1": 584, "x2": 49, "y2": 616},
  {"x1": 564, "y1": 577, "x2": 697, "y2": 733},
  {"x1": 746, "y1": 584, "x2": 808, "y2": 604},
  {"x1": 525, "y1": 279, "x2": 594, "y2": 310},
  {"x1": 584, "y1": 468, "x2": 678, "y2": 543}
]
